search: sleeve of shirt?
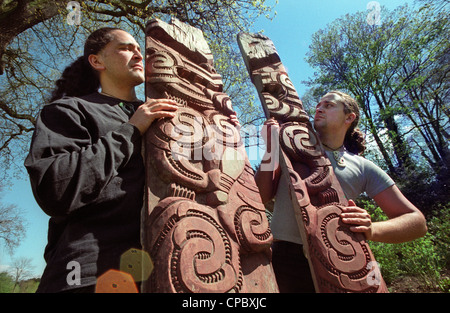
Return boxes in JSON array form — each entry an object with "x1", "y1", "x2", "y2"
[
  {"x1": 24, "y1": 100, "x2": 142, "y2": 217},
  {"x1": 362, "y1": 158, "x2": 395, "y2": 198}
]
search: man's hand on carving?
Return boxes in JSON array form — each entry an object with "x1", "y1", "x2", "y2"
[
  {"x1": 261, "y1": 117, "x2": 280, "y2": 153},
  {"x1": 129, "y1": 98, "x2": 179, "y2": 135},
  {"x1": 340, "y1": 199, "x2": 373, "y2": 240},
  {"x1": 229, "y1": 114, "x2": 240, "y2": 128}
]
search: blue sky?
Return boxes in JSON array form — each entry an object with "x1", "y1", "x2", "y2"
[{"x1": 0, "y1": 0, "x2": 414, "y2": 278}]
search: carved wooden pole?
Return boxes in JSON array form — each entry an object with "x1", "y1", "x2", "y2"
[
  {"x1": 142, "y1": 18, "x2": 278, "y2": 293},
  {"x1": 238, "y1": 32, "x2": 388, "y2": 293}
]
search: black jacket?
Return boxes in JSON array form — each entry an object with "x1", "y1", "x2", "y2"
[{"x1": 25, "y1": 92, "x2": 144, "y2": 292}]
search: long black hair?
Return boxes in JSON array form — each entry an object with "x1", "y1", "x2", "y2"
[{"x1": 49, "y1": 27, "x2": 121, "y2": 102}]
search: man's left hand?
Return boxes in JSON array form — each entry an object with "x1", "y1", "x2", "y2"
[{"x1": 340, "y1": 199, "x2": 373, "y2": 240}]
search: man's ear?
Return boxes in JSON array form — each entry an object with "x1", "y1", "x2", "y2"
[
  {"x1": 345, "y1": 112, "x2": 356, "y2": 125},
  {"x1": 87, "y1": 54, "x2": 105, "y2": 71}
]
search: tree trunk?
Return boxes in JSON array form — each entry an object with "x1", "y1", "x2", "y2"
[{"x1": 0, "y1": 0, "x2": 67, "y2": 74}]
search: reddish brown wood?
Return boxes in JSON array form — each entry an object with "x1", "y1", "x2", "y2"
[
  {"x1": 142, "y1": 18, "x2": 278, "y2": 293},
  {"x1": 238, "y1": 32, "x2": 388, "y2": 293}
]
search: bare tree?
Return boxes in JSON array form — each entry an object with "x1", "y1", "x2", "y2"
[
  {"x1": 0, "y1": 0, "x2": 274, "y2": 181},
  {"x1": 0, "y1": 185, "x2": 26, "y2": 254},
  {"x1": 305, "y1": 4, "x2": 449, "y2": 178},
  {"x1": 9, "y1": 257, "x2": 34, "y2": 292}
]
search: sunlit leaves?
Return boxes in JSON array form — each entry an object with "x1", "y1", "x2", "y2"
[{"x1": 304, "y1": 3, "x2": 449, "y2": 177}]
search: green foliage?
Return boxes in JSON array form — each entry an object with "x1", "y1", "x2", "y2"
[
  {"x1": 0, "y1": 271, "x2": 39, "y2": 293},
  {"x1": 360, "y1": 198, "x2": 450, "y2": 292},
  {"x1": 427, "y1": 204, "x2": 450, "y2": 266},
  {"x1": 304, "y1": 3, "x2": 450, "y2": 180},
  {"x1": 0, "y1": 272, "x2": 14, "y2": 293},
  {"x1": 367, "y1": 241, "x2": 403, "y2": 284}
]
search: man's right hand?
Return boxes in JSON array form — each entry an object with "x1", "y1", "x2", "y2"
[
  {"x1": 255, "y1": 117, "x2": 282, "y2": 203},
  {"x1": 129, "y1": 98, "x2": 179, "y2": 135},
  {"x1": 261, "y1": 117, "x2": 280, "y2": 152}
]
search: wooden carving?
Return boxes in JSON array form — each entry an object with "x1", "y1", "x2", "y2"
[
  {"x1": 142, "y1": 18, "x2": 278, "y2": 293},
  {"x1": 238, "y1": 32, "x2": 388, "y2": 293}
]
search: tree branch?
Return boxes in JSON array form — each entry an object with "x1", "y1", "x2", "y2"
[{"x1": 0, "y1": 100, "x2": 36, "y2": 125}]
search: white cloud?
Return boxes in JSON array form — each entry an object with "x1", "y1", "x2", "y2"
[{"x1": 0, "y1": 264, "x2": 11, "y2": 273}]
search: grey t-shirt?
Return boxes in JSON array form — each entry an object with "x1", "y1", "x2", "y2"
[{"x1": 270, "y1": 148, "x2": 395, "y2": 244}]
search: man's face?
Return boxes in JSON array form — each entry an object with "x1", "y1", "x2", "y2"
[
  {"x1": 314, "y1": 93, "x2": 351, "y2": 133},
  {"x1": 96, "y1": 30, "x2": 144, "y2": 87}
]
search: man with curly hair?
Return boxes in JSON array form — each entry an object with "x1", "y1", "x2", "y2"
[{"x1": 255, "y1": 90, "x2": 427, "y2": 292}]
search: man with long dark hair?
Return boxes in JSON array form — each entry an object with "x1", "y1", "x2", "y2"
[
  {"x1": 24, "y1": 28, "x2": 180, "y2": 292},
  {"x1": 255, "y1": 90, "x2": 427, "y2": 293}
]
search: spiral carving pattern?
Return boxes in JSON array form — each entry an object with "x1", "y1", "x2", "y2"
[{"x1": 143, "y1": 18, "x2": 278, "y2": 293}]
